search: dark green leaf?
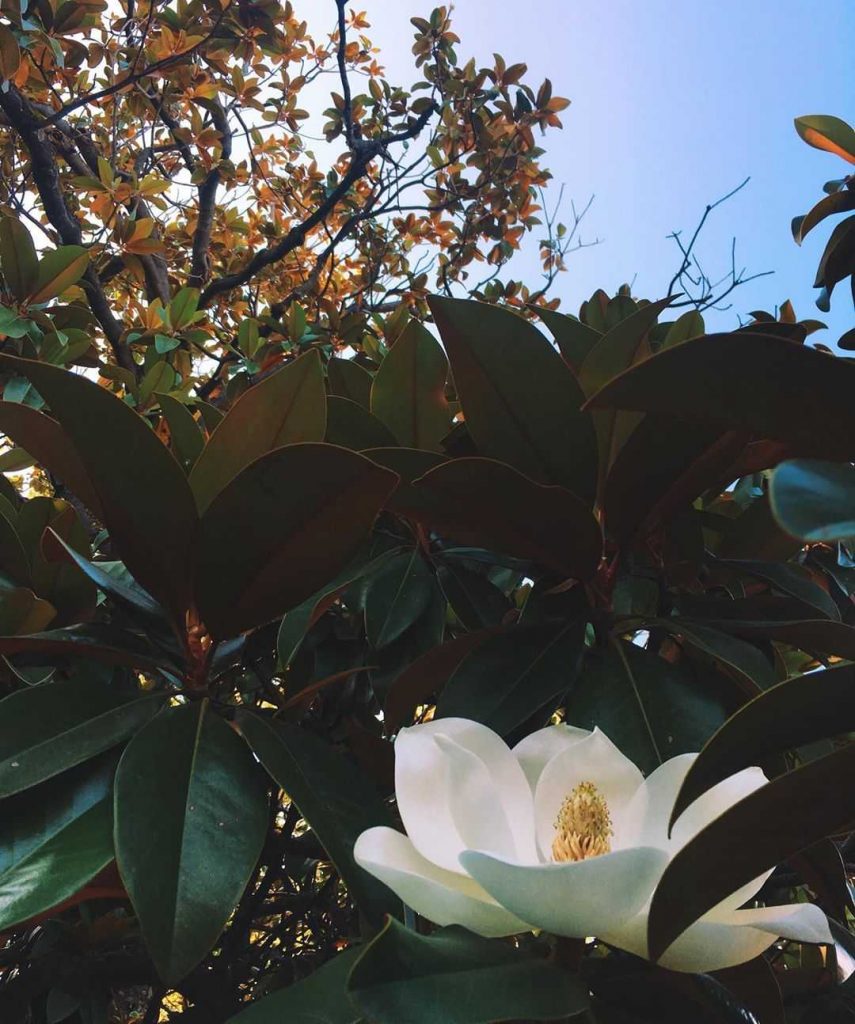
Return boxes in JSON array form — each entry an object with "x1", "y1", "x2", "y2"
[
  {"x1": 325, "y1": 396, "x2": 398, "y2": 450},
  {"x1": 770, "y1": 459, "x2": 855, "y2": 542},
  {"x1": 535, "y1": 306, "x2": 601, "y2": 370},
  {"x1": 115, "y1": 702, "x2": 269, "y2": 984},
  {"x1": 0, "y1": 623, "x2": 175, "y2": 673},
  {"x1": 648, "y1": 742, "x2": 855, "y2": 962},
  {"x1": 585, "y1": 333, "x2": 855, "y2": 460},
  {"x1": 227, "y1": 947, "x2": 362, "y2": 1024},
  {"x1": 0, "y1": 677, "x2": 161, "y2": 798},
  {"x1": 371, "y1": 320, "x2": 450, "y2": 451},
  {"x1": 793, "y1": 190, "x2": 855, "y2": 244},
  {"x1": 365, "y1": 549, "x2": 436, "y2": 649},
  {"x1": 437, "y1": 561, "x2": 510, "y2": 629},
  {"x1": 348, "y1": 918, "x2": 589, "y2": 1024},
  {"x1": 0, "y1": 218, "x2": 38, "y2": 301},
  {"x1": 438, "y1": 621, "x2": 585, "y2": 736},
  {"x1": 670, "y1": 663, "x2": 855, "y2": 826},
  {"x1": 194, "y1": 443, "x2": 398, "y2": 638},
  {"x1": 567, "y1": 641, "x2": 734, "y2": 776},
  {"x1": 659, "y1": 620, "x2": 776, "y2": 691},
  {"x1": 158, "y1": 393, "x2": 205, "y2": 472},
  {"x1": 397, "y1": 457, "x2": 602, "y2": 581},
  {"x1": 236, "y1": 712, "x2": 400, "y2": 923},
  {"x1": 713, "y1": 556, "x2": 840, "y2": 621},
  {"x1": 30, "y1": 246, "x2": 90, "y2": 304},
  {"x1": 0, "y1": 355, "x2": 197, "y2": 624},
  {"x1": 190, "y1": 351, "x2": 327, "y2": 512},
  {"x1": 429, "y1": 296, "x2": 597, "y2": 504},
  {"x1": 578, "y1": 297, "x2": 673, "y2": 398},
  {"x1": 328, "y1": 356, "x2": 373, "y2": 410}
]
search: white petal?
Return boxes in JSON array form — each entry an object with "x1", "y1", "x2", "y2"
[
  {"x1": 394, "y1": 728, "x2": 468, "y2": 871},
  {"x1": 624, "y1": 754, "x2": 772, "y2": 911},
  {"x1": 460, "y1": 846, "x2": 668, "y2": 938},
  {"x1": 354, "y1": 827, "x2": 530, "y2": 937},
  {"x1": 513, "y1": 724, "x2": 591, "y2": 792},
  {"x1": 398, "y1": 718, "x2": 538, "y2": 865},
  {"x1": 533, "y1": 728, "x2": 645, "y2": 858},
  {"x1": 604, "y1": 902, "x2": 831, "y2": 974}
]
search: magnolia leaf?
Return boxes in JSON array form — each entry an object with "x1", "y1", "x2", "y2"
[
  {"x1": 794, "y1": 114, "x2": 855, "y2": 164},
  {"x1": 29, "y1": 246, "x2": 90, "y2": 304},
  {"x1": 770, "y1": 459, "x2": 855, "y2": 542}
]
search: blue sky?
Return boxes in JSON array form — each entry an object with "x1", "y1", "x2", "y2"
[{"x1": 353, "y1": 0, "x2": 854, "y2": 339}]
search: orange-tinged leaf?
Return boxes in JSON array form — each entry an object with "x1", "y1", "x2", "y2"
[
  {"x1": 0, "y1": 24, "x2": 21, "y2": 79},
  {"x1": 795, "y1": 114, "x2": 855, "y2": 165},
  {"x1": 28, "y1": 247, "x2": 90, "y2": 304}
]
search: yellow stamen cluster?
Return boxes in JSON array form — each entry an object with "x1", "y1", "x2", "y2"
[{"x1": 552, "y1": 781, "x2": 613, "y2": 862}]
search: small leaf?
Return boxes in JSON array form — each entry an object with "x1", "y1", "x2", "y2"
[
  {"x1": 29, "y1": 246, "x2": 90, "y2": 304},
  {"x1": 190, "y1": 351, "x2": 327, "y2": 512},
  {"x1": 115, "y1": 702, "x2": 269, "y2": 984},
  {"x1": 168, "y1": 287, "x2": 200, "y2": 330},
  {"x1": 236, "y1": 712, "x2": 400, "y2": 923},
  {"x1": 348, "y1": 918, "x2": 589, "y2": 1024}
]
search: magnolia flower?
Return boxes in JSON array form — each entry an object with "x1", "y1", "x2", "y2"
[{"x1": 354, "y1": 718, "x2": 831, "y2": 972}]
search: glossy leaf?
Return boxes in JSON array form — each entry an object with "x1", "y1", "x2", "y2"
[
  {"x1": 397, "y1": 457, "x2": 602, "y2": 581},
  {"x1": 365, "y1": 548, "x2": 436, "y2": 649},
  {"x1": 29, "y1": 246, "x2": 90, "y2": 304},
  {"x1": 194, "y1": 443, "x2": 398, "y2": 638},
  {"x1": 535, "y1": 306, "x2": 601, "y2": 370},
  {"x1": 795, "y1": 114, "x2": 855, "y2": 164},
  {"x1": 670, "y1": 664, "x2": 855, "y2": 826},
  {"x1": 371, "y1": 320, "x2": 450, "y2": 451},
  {"x1": 190, "y1": 351, "x2": 326, "y2": 512},
  {"x1": 438, "y1": 620, "x2": 585, "y2": 736},
  {"x1": 158, "y1": 393, "x2": 205, "y2": 472},
  {"x1": 328, "y1": 355, "x2": 373, "y2": 410},
  {"x1": 0, "y1": 677, "x2": 161, "y2": 798},
  {"x1": 429, "y1": 295, "x2": 597, "y2": 504},
  {"x1": 793, "y1": 190, "x2": 855, "y2": 244},
  {"x1": 0, "y1": 217, "x2": 38, "y2": 300},
  {"x1": 0, "y1": 623, "x2": 175, "y2": 673},
  {"x1": 115, "y1": 702, "x2": 269, "y2": 984},
  {"x1": 348, "y1": 918, "x2": 589, "y2": 1024},
  {"x1": 664, "y1": 620, "x2": 776, "y2": 691},
  {"x1": 236, "y1": 711, "x2": 400, "y2": 923},
  {"x1": 325, "y1": 395, "x2": 398, "y2": 450},
  {"x1": 585, "y1": 333, "x2": 855, "y2": 460},
  {"x1": 769, "y1": 459, "x2": 855, "y2": 542},
  {"x1": 713, "y1": 556, "x2": 840, "y2": 621},
  {"x1": 567, "y1": 641, "x2": 734, "y2": 776},
  {"x1": 578, "y1": 297, "x2": 673, "y2": 398},
  {"x1": 648, "y1": 741, "x2": 855, "y2": 962},
  {"x1": 0, "y1": 756, "x2": 115, "y2": 932},
  {"x1": 437, "y1": 561, "x2": 510, "y2": 629},
  {"x1": 227, "y1": 947, "x2": 362, "y2": 1024},
  {"x1": 0, "y1": 355, "x2": 197, "y2": 624}
]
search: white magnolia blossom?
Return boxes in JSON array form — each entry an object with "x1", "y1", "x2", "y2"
[{"x1": 354, "y1": 718, "x2": 831, "y2": 973}]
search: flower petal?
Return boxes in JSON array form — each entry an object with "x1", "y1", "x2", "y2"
[
  {"x1": 604, "y1": 901, "x2": 831, "y2": 973},
  {"x1": 354, "y1": 827, "x2": 530, "y2": 938},
  {"x1": 460, "y1": 846, "x2": 668, "y2": 938},
  {"x1": 513, "y1": 724, "x2": 591, "y2": 792},
  {"x1": 533, "y1": 728, "x2": 646, "y2": 857},
  {"x1": 401, "y1": 717, "x2": 538, "y2": 864}
]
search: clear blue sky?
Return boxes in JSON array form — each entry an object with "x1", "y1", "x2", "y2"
[{"x1": 354, "y1": 0, "x2": 854, "y2": 339}]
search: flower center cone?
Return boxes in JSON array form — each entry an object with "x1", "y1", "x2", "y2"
[{"x1": 552, "y1": 781, "x2": 613, "y2": 862}]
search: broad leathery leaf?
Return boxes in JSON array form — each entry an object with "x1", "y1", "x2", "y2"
[
  {"x1": 712, "y1": 958, "x2": 785, "y2": 1024},
  {"x1": 437, "y1": 620, "x2": 585, "y2": 736},
  {"x1": 770, "y1": 459, "x2": 855, "y2": 542},
  {"x1": 370, "y1": 320, "x2": 450, "y2": 451},
  {"x1": 648, "y1": 742, "x2": 855, "y2": 962},
  {"x1": 670, "y1": 663, "x2": 855, "y2": 827},
  {"x1": 437, "y1": 561, "x2": 510, "y2": 630},
  {"x1": 365, "y1": 548, "x2": 435, "y2": 649},
  {"x1": 0, "y1": 676, "x2": 162, "y2": 798},
  {"x1": 168, "y1": 287, "x2": 200, "y2": 330},
  {"x1": 0, "y1": 586, "x2": 56, "y2": 634},
  {"x1": 795, "y1": 114, "x2": 855, "y2": 164},
  {"x1": 585, "y1": 333, "x2": 855, "y2": 460},
  {"x1": 115, "y1": 702, "x2": 268, "y2": 984},
  {"x1": 236, "y1": 711, "x2": 400, "y2": 923},
  {"x1": 688, "y1": 617, "x2": 855, "y2": 662},
  {"x1": 328, "y1": 355, "x2": 373, "y2": 410},
  {"x1": 28, "y1": 246, "x2": 90, "y2": 304},
  {"x1": 0, "y1": 402, "x2": 102, "y2": 517},
  {"x1": 157, "y1": 392, "x2": 204, "y2": 472},
  {"x1": 662, "y1": 310, "x2": 705, "y2": 348},
  {"x1": 663, "y1": 619, "x2": 775, "y2": 692},
  {"x1": 0, "y1": 623, "x2": 177, "y2": 672},
  {"x1": 276, "y1": 548, "x2": 402, "y2": 669},
  {"x1": 325, "y1": 395, "x2": 397, "y2": 450},
  {"x1": 0, "y1": 217, "x2": 38, "y2": 300},
  {"x1": 429, "y1": 295, "x2": 597, "y2": 504},
  {"x1": 396, "y1": 457, "x2": 602, "y2": 581},
  {"x1": 0, "y1": 25, "x2": 21, "y2": 79},
  {"x1": 793, "y1": 190, "x2": 855, "y2": 244},
  {"x1": 0, "y1": 356, "x2": 197, "y2": 624},
  {"x1": 0, "y1": 756, "x2": 115, "y2": 932},
  {"x1": 534, "y1": 305, "x2": 601, "y2": 370},
  {"x1": 348, "y1": 918, "x2": 590, "y2": 1024},
  {"x1": 190, "y1": 351, "x2": 326, "y2": 512},
  {"x1": 578, "y1": 296, "x2": 673, "y2": 398},
  {"x1": 227, "y1": 947, "x2": 362, "y2": 1024},
  {"x1": 0, "y1": 502, "x2": 30, "y2": 583},
  {"x1": 814, "y1": 215, "x2": 855, "y2": 301},
  {"x1": 384, "y1": 629, "x2": 499, "y2": 734},
  {"x1": 567, "y1": 641, "x2": 734, "y2": 777},
  {"x1": 195, "y1": 444, "x2": 398, "y2": 638},
  {"x1": 713, "y1": 556, "x2": 840, "y2": 621}
]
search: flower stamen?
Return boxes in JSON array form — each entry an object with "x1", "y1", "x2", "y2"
[{"x1": 552, "y1": 781, "x2": 613, "y2": 862}]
